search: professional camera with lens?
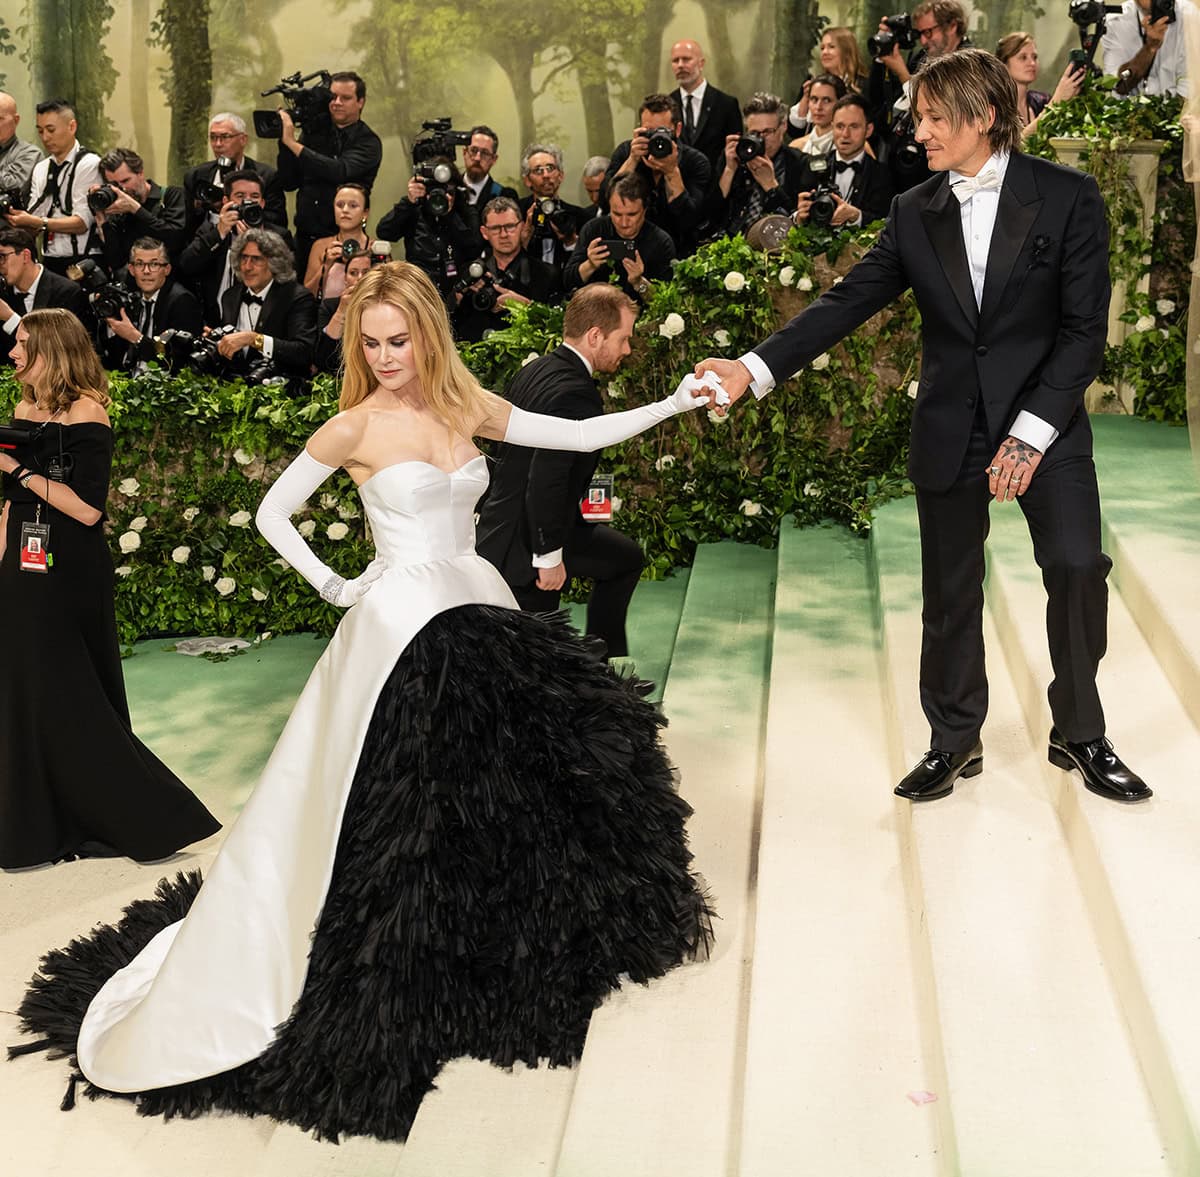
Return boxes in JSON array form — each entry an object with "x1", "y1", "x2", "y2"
[
  {"x1": 736, "y1": 132, "x2": 766, "y2": 163},
  {"x1": 67, "y1": 258, "x2": 140, "y2": 320},
  {"x1": 86, "y1": 184, "x2": 121, "y2": 214},
  {"x1": 1151, "y1": 0, "x2": 1176, "y2": 20},
  {"x1": 533, "y1": 195, "x2": 575, "y2": 236},
  {"x1": 415, "y1": 160, "x2": 458, "y2": 218},
  {"x1": 243, "y1": 355, "x2": 285, "y2": 387},
  {"x1": 0, "y1": 188, "x2": 24, "y2": 216},
  {"x1": 338, "y1": 238, "x2": 363, "y2": 264},
  {"x1": 808, "y1": 183, "x2": 839, "y2": 229},
  {"x1": 638, "y1": 126, "x2": 676, "y2": 159},
  {"x1": 236, "y1": 199, "x2": 266, "y2": 228},
  {"x1": 868, "y1": 13, "x2": 916, "y2": 57},
  {"x1": 254, "y1": 70, "x2": 333, "y2": 139},
  {"x1": 454, "y1": 259, "x2": 498, "y2": 312},
  {"x1": 412, "y1": 117, "x2": 472, "y2": 166}
]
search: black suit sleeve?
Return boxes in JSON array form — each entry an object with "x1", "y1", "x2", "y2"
[
  {"x1": 293, "y1": 130, "x2": 383, "y2": 188},
  {"x1": 563, "y1": 218, "x2": 603, "y2": 291},
  {"x1": 376, "y1": 199, "x2": 417, "y2": 242},
  {"x1": 268, "y1": 286, "x2": 318, "y2": 377},
  {"x1": 755, "y1": 197, "x2": 909, "y2": 382}
]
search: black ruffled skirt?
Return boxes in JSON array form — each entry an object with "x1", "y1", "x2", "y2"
[{"x1": 9, "y1": 605, "x2": 713, "y2": 1142}]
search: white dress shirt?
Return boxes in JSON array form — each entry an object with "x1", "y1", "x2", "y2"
[
  {"x1": 741, "y1": 150, "x2": 1058, "y2": 452},
  {"x1": 26, "y1": 142, "x2": 101, "y2": 258},
  {"x1": 1101, "y1": 0, "x2": 1195, "y2": 96},
  {"x1": 2, "y1": 264, "x2": 45, "y2": 334},
  {"x1": 680, "y1": 78, "x2": 709, "y2": 134},
  {"x1": 235, "y1": 280, "x2": 275, "y2": 359}
]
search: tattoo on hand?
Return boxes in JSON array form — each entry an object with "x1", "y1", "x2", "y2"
[{"x1": 1001, "y1": 437, "x2": 1039, "y2": 467}]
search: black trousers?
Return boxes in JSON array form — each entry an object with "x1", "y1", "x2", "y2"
[
  {"x1": 915, "y1": 408, "x2": 1111, "y2": 753},
  {"x1": 512, "y1": 524, "x2": 644, "y2": 658}
]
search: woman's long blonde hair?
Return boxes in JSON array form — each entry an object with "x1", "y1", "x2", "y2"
[
  {"x1": 822, "y1": 27, "x2": 867, "y2": 91},
  {"x1": 338, "y1": 262, "x2": 490, "y2": 434},
  {"x1": 18, "y1": 308, "x2": 111, "y2": 412}
]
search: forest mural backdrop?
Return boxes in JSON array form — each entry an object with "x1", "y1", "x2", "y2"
[{"x1": 3, "y1": 0, "x2": 1075, "y2": 214}]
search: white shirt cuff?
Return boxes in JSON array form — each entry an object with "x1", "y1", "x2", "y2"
[
  {"x1": 262, "y1": 335, "x2": 275, "y2": 360},
  {"x1": 738, "y1": 351, "x2": 776, "y2": 400},
  {"x1": 532, "y1": 549, "x2": 563, "y2": 569},
  {"x1": 1008, "y1": 410, "x2": 1058, "y2": 453},
  {"x1": 2, "y1": 314, "x2": 19, "y2": 335}
]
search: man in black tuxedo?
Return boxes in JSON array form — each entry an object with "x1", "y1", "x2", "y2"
[
  {"x1": 100, "y1": 236, "x2": 204, "y2": 372},
  {"x1": 182, "y1": 112, "x2": 286, "y2": 239},
  {"x1": 178, "y1": 170, "x2": 293, "y2": 323},
  {"x1": 518, "y1": 143, "x2": 588, "y2": 274},
  {"x1": 476, "y1": 283, "x2": 645, "y2": 658},
  {"x1": 215, "y1": 228, "x2": 316, "y2": 381},
  {"x1": 601, "y1": 93, "x2": 712, "y2": 257},
  {"x1": 697, "y1": 50, "x2": 1149, "y2": 804},
  {"x1": 93, "y1": 147, "x2": 188, "y2": 271},
  {"x1": 793, "y1": 95, "x2": 895, "y2": 230},
  {"x1": 669, "y1": 39, "x2": 742, "y2": 175},
  {"x1": 0, "y1": 227, "x2": 91, "y2": 361}
]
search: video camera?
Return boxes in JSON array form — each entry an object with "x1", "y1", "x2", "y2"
[
  {"x1": 412, "y1": 117, "x2": 472, "y2": 166},
  {"x1": 1067, "y1": 0, "x2": 1126, "y2": 70},
  {"x1": 67, "y1": 259, "x2": 141, "y2": 320},
  {"x1": 254, "y1": 70, "x2": 333, "y2": 139},
  {"x1": 868, "y1": 13, "x2": 916, "y2": 58},
  {"x1": 455, "y1": 259, "x2": 498, "y2": 311},
  {"x1": 637, "y1": 126, "x2": 677, "y2": 159}
]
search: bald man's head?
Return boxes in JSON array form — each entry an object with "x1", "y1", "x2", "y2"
[
  {"x1": 670, "y1": 40, "x2": 706, "y2": 90},
  {"x1": 0, "y1": 93, "x2": 19, "y2": 143}
]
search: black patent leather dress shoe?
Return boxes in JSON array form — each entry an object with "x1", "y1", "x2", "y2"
[
  {"x1": 1047, "y1": 728, "x2": 1152, "y2": 803},
  {"x1": 894, "y1": 744, "x2": 983, "y2": 802}
]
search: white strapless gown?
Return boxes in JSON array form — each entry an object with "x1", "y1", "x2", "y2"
[{"x1": 78, "y1": 457, "x2": 515, "y2": 1090}]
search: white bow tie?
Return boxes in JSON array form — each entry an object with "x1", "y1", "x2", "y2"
[{"x1": 950, "y1": 164, "x2": 1001, "y2": 203}]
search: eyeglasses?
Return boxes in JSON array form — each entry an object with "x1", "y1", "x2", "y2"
[
  {"x1": 130, "y1": 260, "x2": 168, "y2": 270},
  {"x1": 209, "y1": 132, "x2": 242, "y2": 142},
  {"x1": 465, "y1": 146, "x2": 496, "y2": 159},
  {"x1": 0, "y1": 250, "x2": 15, "y2": 260},
  {"x1": 915, "y1": 22, "x2": 943, "y2": 39},
  {"x1": 527, "y1": 164, "x2": 560, "y2": 176},
  {"x1": 484, "y1": 222, "x2": 521, "y2": 233}
]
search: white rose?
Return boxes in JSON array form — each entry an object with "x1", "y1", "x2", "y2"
[
  {"x1": 272, "y1": 557, "x2": 291, "y2": 571},
  {"x1": 908, "y1": 380, "x2": 919, "y2": 400},
  {"x1": 654, "y1": 454, "x2": 676, "y2": 471},
  {"x1": 201, "y1": 565, "x2": 216, "y2": 581},
  {"x1": 171, "y1": 545, "x2": 191, "y2": 564},
  {"x1": 326, "y1": 522, "x2": 350, "y2": 541},
  {"x1": 114, "y1": 565, "x2": 133, "y2": 578},
  {"x1": 336, "y1": 502, "x2": 360, "y2": 520},
  {"x1": 117, "y1": 477, "x2": 140, "y2": 496},
  {"x1": 658, "y1": 312, "x2": 686, "y2": 339},
  {"x1": 298, "y1": 519, "x2": 317, "y2": 539},
  {"x1": 215, "y1": 577, "x2": 236, "y2": 597},
  {"x1": 723, "y1": 271, "x2": 746, "y2": 292},
  {"x1": 118, "y1": 530, "x2": 141, "y2": 553},
  {"x1": 778, "y1": 265, "x2": 796, "y2": 287},
  {"x1": 804, "y1": 482, "x2": 820, "y2": 497},
  {"x1": 251, "y1": 587, "x2": 268, "y2": 602},
  {"x1": 320, "y1": 493, "x2": 339, "y2": 509},
  {"x1": 740, "y1": 499, "x2": 762, "y2": 517},
  {"x1": 811, "y1": 353, "x2": 831, "y2": 371},
  {"x1": 713, "y1": 328, "x2": 731, "y2": 347},
  {"x1": 796, "y1": 275, "x2": 814, "y2": 292},
  {"x1": 182, "y1": 506, "x2": 200, "y2": 523},
  {"x1": 233, "y1": 448, "x2": 254, "y2": 466},
  {"x1": 707, "y1": 409, "x2": 729, "y2": 425},
  {"x1": 1156, "y1": 298, "x2": 1175, "y2": 315},
  {"x1": 521, "y1": 351, "x2": 540, "y2": 367},
  {"x1": 1134, "y1": 315, "x2": 1156, "y2": 333},
  {"x1": 229, "y1": 510, "x2": 253, "y2": 528},
  {"x1": 130, "y1": 515, "x2": 148, "y2": 532},
  {"x1": 610, "y1": 495, "x2": 622, "y2": 513}
]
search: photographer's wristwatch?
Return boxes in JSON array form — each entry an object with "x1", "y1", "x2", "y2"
[{"x1": 253, "y1": 332, "x2": 265, "y2": 351}]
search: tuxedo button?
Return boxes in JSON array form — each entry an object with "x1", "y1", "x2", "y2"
[{"x1": 975, "y1": 345, "x2": 988, "y2": 356}]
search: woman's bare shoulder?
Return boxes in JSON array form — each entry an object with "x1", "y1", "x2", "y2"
[{"x1": 306, "y1": 408, "x2": 369, "y2": 466}]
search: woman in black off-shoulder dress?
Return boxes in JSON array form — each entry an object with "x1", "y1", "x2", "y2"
[{"x1": 0, "y1": 308, "x2": 219, "y2": 869}]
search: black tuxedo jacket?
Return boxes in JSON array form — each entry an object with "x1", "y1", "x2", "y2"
[
  {"x1": 182, "y1": 156, "x2": 287, "y2": 237},
  {"x1": 601, "y1": 140, "x2": 712, "y2": 255},
  {"x1": 218, "y1": 279, "x2": 317, "y2": 378},
  {"x1": 754, "y1": 153, "x2": 1110, "y2": 491},
  {"x1": 1, "y1": 267, "x2": 93, "y2": 360},
  {"x1": 101, "y1": 279, "x2": 205, "y2": 370},
  {"x1": 671, "y1": 83, "x2": 742, "y2": 174},
  {"x1": 475, "y1": 346, "x2": 602, "y2": 585},
  {"x1": 178, "y1": 220, "x2": 295, "y2": 323},
  {"x1": 796, "y1": 152, "x2": 895, "y2": 228}
]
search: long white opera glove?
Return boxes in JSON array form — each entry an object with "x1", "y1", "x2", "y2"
[
  {"x1": 502, "y1": 372, "x2": 724, "y2": 451},
  {"x1": 255, "y1": 448, "x2": 385, "y2": 607}
]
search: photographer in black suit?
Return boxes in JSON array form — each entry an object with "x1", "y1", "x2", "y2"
[
  {"x1": 215, "y1": 228, "x2": 316, "y2": 380},
  {"x1": 100, "y1": 237, "x2": 204, "y2": 372},
  {"x1": 601, "y1": 93, "x2": 711, "y2": 257},
  {"x1": 92, "y1": 148, "x2": 187, "y2": 271},
  {"x1": 0, "y1": 227, "x2": 91, "y2": 361},
  {"x1": 669, "y1": 39, "x2": 742, "y2": 174},
  {"x1": 461, "y1": 125, "x2": 520, "y2": 213},
  {"x1": 182, "y1": 113, "x2": 286, "y2": 239},
  {"x1": 793, "y1": 95, "x2": 895, "y2": 230},
  {"x1": 518, "y1": 144, "x2": 588, "y2": 273},
  {"x1": 453, "y1": 196, "x2": 562, "y2": 343},
  {"x1": 178, "y1": 170, "x2": 292, "y2": 323},
  {"x1": 275, "y1": 71, "x2": 382, "y2": 275},
  {"x1": 476, "y1": 283, "x2": 645, "y2": 658},
  {"x1": 697, "y1": 50, "x2": 1149, "y2": 805}
]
